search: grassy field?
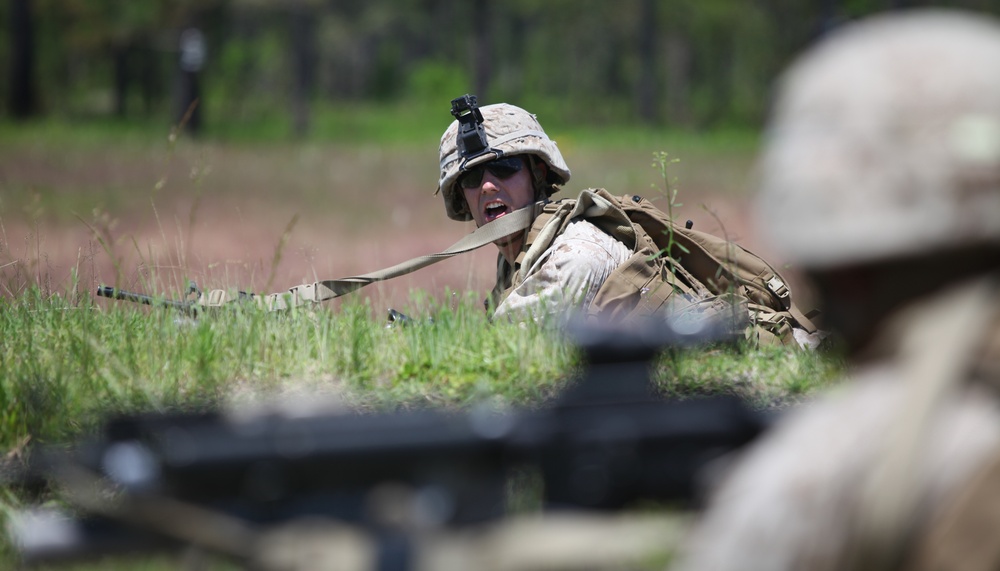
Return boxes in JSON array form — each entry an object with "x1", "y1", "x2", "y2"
[
  {"x1": 0, "y1": 290, "x2": 841, "y2": 451},
  {"x1": 0, "y1": 108, "x2": 843, "y2": 569}
]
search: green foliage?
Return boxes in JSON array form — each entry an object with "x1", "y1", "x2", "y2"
[
  {"x1": 206, "y1": 27, "x2": 290, "y2": 129},
  {"x1": 407, "y1": 62, "x2": 471, "y2": 108},
  {"x1": 14, "y1": 1, "x2": 995, "y2": 129}
]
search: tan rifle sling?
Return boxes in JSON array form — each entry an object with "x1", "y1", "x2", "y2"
[{"x1": 198, "y1": 205, "x2": 537, "y2": 312}]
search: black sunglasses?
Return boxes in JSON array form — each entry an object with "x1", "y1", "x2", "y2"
[{"x1": 458, "y1": 156, "x2": 525, "y2": 189}]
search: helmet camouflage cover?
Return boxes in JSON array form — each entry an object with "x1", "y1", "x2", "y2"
[
  {"x1": 436, "y1": 102, "x2": 571, "y2": 221},
  {"x1": 755, "y1": 10, "x2": 1000, "y2": 268}
]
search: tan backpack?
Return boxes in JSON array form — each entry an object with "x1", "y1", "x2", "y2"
[{"x1": 493, "y1": 188, "x2": 820, "y2": 346}]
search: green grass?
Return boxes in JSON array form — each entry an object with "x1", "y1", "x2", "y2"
[
  {"x1": 0, "y1": 288, "x2": 842, "y2": 452},
  {"x1": 0, "y1": 289, "x2": 561, "y2": 450},
  {"x1": 656, "y1": 343, "x2": 843, "y2": 409}
]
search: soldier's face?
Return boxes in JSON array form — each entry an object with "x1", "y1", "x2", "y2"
[{"x1": 460, "y1": 156, "x2": 538, "y2": 262}]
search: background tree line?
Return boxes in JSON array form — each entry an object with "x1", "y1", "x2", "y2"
[{"x1": 4, "y1": 0, "x2": 1000, "y2": 135}]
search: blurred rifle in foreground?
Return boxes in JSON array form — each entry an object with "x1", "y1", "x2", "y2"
[{"x1": 10, "y1": 318, "x2": 771, "y2": 570}]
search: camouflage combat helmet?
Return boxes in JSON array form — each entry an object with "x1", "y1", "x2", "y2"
[
  {"x1": 436, "y1": 99, "x2": 571, "y2": 222},
  {"x1": 755, "y1": 10, "x2": 1000, "y2": 268}
]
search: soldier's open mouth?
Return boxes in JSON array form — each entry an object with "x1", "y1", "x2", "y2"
[{"x1": 484, "y1": 200, "x2": 508, "y2": 222}]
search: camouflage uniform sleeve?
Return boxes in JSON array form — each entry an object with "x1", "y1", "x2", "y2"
[{"x1": 494, "y1": 219, "x2": 631, "y2": 322}]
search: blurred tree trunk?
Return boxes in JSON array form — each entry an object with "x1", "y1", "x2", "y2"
[
  {"x1": 604, "y1": 36, "x2": 626, "y2": 98},
  {"x1": 664, "y1": 32, "x2": 692, "y2": 127},
  {"x1": 139, "y1": 46, "x2": 162, "y2": 116},
  {"x1": 707, "y1": 29, "x2": 733, "y2": 127},
  {"x1": 471, "y1": 0, "x2": 492, "y2": 100},
  {"x1": 176, "y1": 27, "x2": 205, "y2": 135},
  {"x1": 112, "y1": 44, "x2": 131, "y2": 117},
  {"x1": 635, "y1": 0, "x2": 659, "y2": 124},
  {"x1": 290, "y1": 4, "x2": 317, "y2": 138},
  {"x1": 507, "y1": 11, "x2": 529, "y2": 97},
  {"x1": 8, "y1": 0, "x2": 39, "y2": 118},
  {"x1": 755, "y1": 0, "x2": 826, "y2": 127}
]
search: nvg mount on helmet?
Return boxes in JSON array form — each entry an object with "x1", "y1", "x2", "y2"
[{"x1": 451, "y1": 94, "x2": 493, "y2": 164}]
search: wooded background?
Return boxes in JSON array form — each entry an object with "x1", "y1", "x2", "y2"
[{"x1": 6, "y1": 0, "x2": 1000, "y2": 136}]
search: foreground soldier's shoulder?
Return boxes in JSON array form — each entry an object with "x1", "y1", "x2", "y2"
[{"x1": 679, "y1": 369, "x2": 1000, "y2": 571}]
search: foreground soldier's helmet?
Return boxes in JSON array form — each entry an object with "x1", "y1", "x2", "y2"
[
  {"x1": 436, "y1": 102, "x2": 571, "y2": 221},
  {"x1": 755, "y1": 10, "x2": 1000, "y2": 268}
]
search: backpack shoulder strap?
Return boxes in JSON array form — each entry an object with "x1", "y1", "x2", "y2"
[
  {"x1": 511, "y1": 189, "x2": 638, "y2": 285},
  {"x1": 488, "y1": 199, "x2": 570, "y2": 311},
  {"x1": 515, "y1": 199, "x2": 576, "y2": 269}
]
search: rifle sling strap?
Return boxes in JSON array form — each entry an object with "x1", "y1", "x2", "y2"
[{"x1": 206, "y1": 205, "x2": 536, "y2": 312}]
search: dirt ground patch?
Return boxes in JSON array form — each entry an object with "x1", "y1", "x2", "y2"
[{"x1": 1, "y1": 139, "x2": 810, "y2": 316}]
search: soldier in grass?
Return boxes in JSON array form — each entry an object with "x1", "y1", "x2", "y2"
[
  {"x1": 677, "y1": 9, "x2": 1000, "y2": 570},
  {"x1": 434, "y1": 97, "x2": 823, "y2": 347},
  {"x1": 435, "y1": 100, "x2": 631, "y2": 322}
]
